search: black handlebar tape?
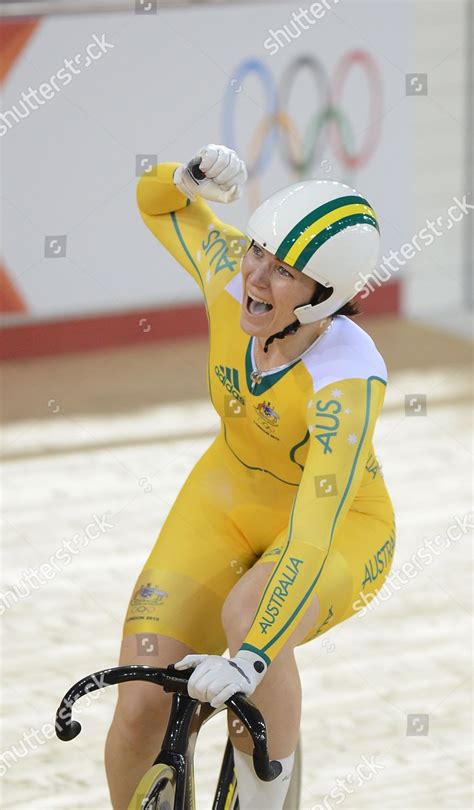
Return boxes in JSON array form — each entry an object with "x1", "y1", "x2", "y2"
[
  {"x1": 253, "y1": 748, "x2": 283, "y2": 781},
  {"x1": 55, "y1": 719, "x2": 82, "y2": 742}
]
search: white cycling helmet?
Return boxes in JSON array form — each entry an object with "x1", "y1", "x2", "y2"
[{"x1": 246, "y1": 179, "x2": 380, "y2": 323}]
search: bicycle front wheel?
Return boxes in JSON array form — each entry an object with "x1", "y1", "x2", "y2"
[{"x1": 127, "y1": 763, "x2": 177, "y2": 810}]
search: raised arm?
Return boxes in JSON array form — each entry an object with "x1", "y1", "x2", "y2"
[{"x1": 136, "y1": 146, "x2": 248, "y2": 302}]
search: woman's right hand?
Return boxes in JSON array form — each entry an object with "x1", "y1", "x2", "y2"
[{"x1": 173, "y1": 144, "x2": 247, "y2": 203}]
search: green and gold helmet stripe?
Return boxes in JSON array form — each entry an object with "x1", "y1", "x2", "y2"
[{"x1": 275, "y1": 195, "x2": 378, "y2": 272}]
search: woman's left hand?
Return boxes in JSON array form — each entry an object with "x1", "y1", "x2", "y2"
[{"x1": 174, "y1": 650, "x2": 268, "y2": 708}]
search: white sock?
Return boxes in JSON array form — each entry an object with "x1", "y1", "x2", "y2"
[{"x1": 232, "y1": 745, "x2": 295, "y2": 810}]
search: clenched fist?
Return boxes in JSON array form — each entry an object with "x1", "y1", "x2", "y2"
[{"x1": 173, "y1": 144, "x2": 247, "y2": 204}]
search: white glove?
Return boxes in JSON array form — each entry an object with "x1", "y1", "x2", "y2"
[
  {"x1": 175, "y1": 650, "x2": 268, "y2": 709},
  {"x1": 173, "y1": 144, "x2": 247, "y2": 203}
]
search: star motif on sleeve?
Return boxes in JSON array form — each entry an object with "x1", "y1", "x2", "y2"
[
  {"x1": 308, "y1": 424, "x2": 314, "y2": 432},
  {"x1": 205, "y1": 270, "x2": 211, "y2": 283},
  {"x1": 344, "y1": 408, "x2": 351, "y2": 414},
  {"x1": 331, "y1": 388, "x2": 342, "y2": 398},
  {"x1": 347, "y1": 433, "x2": 358, "y2": 444},
  {"x1": 307, "y1": 400, "x2": 313, "y2": 409}
]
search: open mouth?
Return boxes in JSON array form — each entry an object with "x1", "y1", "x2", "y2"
[{"x1": 246, "y1": 293, "x2": 273, "y2": 316}]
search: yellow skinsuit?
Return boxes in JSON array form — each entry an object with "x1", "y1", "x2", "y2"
[{"x1": 124, "y1": 163, "x2": 396, "y2": 665}]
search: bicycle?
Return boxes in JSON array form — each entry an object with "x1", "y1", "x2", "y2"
[{"x1": 55, "y1": 663, "x2": 302, "y2": 809}]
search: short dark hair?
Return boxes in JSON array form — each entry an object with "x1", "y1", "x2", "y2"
[{"x1": 310, "y1": 283, "x2": 360, "y2": 318}]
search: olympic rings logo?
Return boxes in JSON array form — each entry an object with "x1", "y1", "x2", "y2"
[{"x1": 223, "y1": 51, "x2": 383, "y2": 179}]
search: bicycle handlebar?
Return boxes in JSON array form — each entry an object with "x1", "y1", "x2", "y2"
[{"x1": 55, "y1": 664, "x2": 282, "y2": 782}]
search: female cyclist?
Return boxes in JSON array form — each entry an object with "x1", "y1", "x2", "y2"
[{"x1": 104, "y1": 144, "x2": 396, "y2": 809}]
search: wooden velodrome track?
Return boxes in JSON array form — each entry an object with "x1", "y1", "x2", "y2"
[{"x1": 1, "y1": 315, "x2": 472, "y2": 809}]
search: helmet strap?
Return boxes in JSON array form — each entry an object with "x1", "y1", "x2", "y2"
[
  {"x1": 262, "y1": 282, "x2": 329, "y2": 352},
  {"x1": 263, "y1": 319, "x2": 301, "y2": 353}
]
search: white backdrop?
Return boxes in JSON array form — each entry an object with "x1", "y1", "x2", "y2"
[
  {"x1": 1, "y1": 1, "x2": 414, "y2": 323},
  {"x1": 405, "y1": 0, "x2": 470, "y2": 327}
]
